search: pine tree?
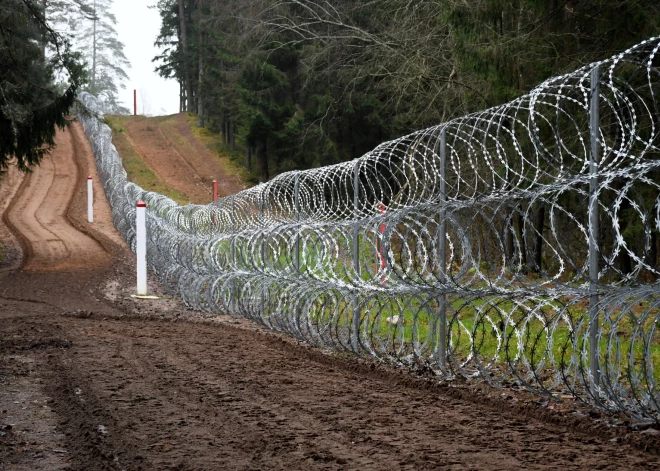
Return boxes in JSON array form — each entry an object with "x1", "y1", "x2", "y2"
[
  {"x1": 49, "y1": 0, "x2": 130, "y2": 113},
  {"x1": 0, "y1": 0, "x2": 84, "y2": 172},
  {"x1": 153, "y1": 0, "x2": 185, "y2": 111}
]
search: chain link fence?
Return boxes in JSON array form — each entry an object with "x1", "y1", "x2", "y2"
[{"x1": 78, "y1": 37, "x2": 660, "y2": 422}]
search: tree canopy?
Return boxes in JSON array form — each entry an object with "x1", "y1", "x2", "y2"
[
  {"x1": 154, "y1": 0, "x2": 660, "y2": 184},
  {"x1": 48, "y1": 0, "x2": 130, "y2": 114},
  {"x1": 0, "y1": 0, "x2": 85, "y2": 173}
]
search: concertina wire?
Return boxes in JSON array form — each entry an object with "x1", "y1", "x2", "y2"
[{"x1": 78, "y1": 37, "x2": 660, "y2": 422}]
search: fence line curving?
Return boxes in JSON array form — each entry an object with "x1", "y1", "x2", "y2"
[{"x1": 78, "y1": 37, "x2": 660, "y2": 422}]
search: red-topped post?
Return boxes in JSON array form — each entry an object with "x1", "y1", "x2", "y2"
[
  {"x1": 87, "y1": 176, "x2": 93, "y2": 223},
  {"x1": 212, "y1": 179, "x2": 218, "y2": 201},
  {"x1": 133, "y1": 89, "x2": 137, "y2": 116},
  {"x1": 377, "y1": 202, "x2": 386, "y2": 284},
  {"x1": 136, "y1": 200, "x2": 147, "y2": 295}
]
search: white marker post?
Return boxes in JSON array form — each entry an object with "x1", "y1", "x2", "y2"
[
  {"x1": 87, "y1": 176, "x2": 93, "y2": 223},
  {"x1": 136, "y1": 200, "x2": 147, "y2": 296}
]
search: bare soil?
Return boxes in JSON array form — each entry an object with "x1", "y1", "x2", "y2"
[
  {"x1": 119, "y1": 113, "x2": 244, "y2": 203},
  {"x1": 1, "y1": 123, "x2": 660, "y2": 470}
]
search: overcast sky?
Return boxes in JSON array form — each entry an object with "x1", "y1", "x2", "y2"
[{"x1": 111, "y1": 0, "x2": 179, "y2": 116}]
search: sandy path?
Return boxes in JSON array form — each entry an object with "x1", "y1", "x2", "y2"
[{"x1": 4, "y1": 124, "x2": 116, "y2": 271}]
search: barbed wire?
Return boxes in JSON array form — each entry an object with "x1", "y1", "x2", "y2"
[{"x1": 78, "y1": 37, "x2": 660, "y2": 422}]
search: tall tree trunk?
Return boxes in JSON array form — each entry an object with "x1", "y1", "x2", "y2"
[
  {"x1": 651, "y1": 230, "x2": 658, "y2": 280},
  {"x1": 516, "y1": 208, "x2": 527, "y2": 269},
  {"x1": 42, "y1": 0, "x2": 47, "y2": 60},
  {"x1": 257, "y1": 143, "x2": 269, "y2": 183},
  {"x1": 197, "y1": 39, "x2": 204, "y2": 127},
  {"x1": 178, "y1": 0, "x2": 193, "y2": 111},
  {"x1": 229, "y1": 121, "x2": 235, "y2": 150},
  {"x1": 505, "y1": 210, "x2": 514, "y2": 266},
  {"x1": 532, "y1": 204, "x2": 545, "y2": 273},
  {"x1": 92, "y1": 0, "x2": 97, "y2": 94},
  {"x1": 179, "y1": 81, "x2": 184, "y2": 112},
  {"x1": 246, "y1": 147, "x2": 252, "y2": 171}
]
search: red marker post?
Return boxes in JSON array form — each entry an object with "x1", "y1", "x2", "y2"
[
  {"x1": 133, "y1": 89, "x2": 137, "y2": 116},
  {"x1": 377, "y1": 202, "x2": 386, "y2": 285}
]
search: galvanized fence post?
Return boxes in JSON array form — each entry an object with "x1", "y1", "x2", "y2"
[
  {"x1": 231, "y1": 194, "x2": 237, "y2": 314},
  {"x1": 351, "y1": 160, "x2": 361, "y2": 352},
  {"x1": 438, "y1": 128, "x2": 448, "y2": 370},
  {"x1": 589, "y1": 64, "x2": 601, "y2": 391},
  {"x1": 293, "y1": 172, "x2": 302, "y2": 335},
  {"x1": 294, "y1": 172, "x2": 301, "y2": 276},
  {"x1": 260, "y1": 191, "x2": 266, "y2": 318}
]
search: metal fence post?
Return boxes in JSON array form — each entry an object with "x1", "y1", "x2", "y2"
[
  {"x1": 438, "y1": 128, "x2": 448, "y2": 370},
  {"x1": 293, "y1": 173, "x2": 302, "y2": 335},
  {"x1": 231, "y1": 194, "x2": 237, "y2": 314},
  {"x1": 260, "y1": 191, "x2": 266, "y2": 319},
  {"x1": 351, "y1": 160, "x2": 361, "y2": 352},
  {"x1": 589, "y1": 65, "x2": 601, "y2": 391},
  {"x1": 294, "y1": 173, "x2": 301, "y2": 276}
]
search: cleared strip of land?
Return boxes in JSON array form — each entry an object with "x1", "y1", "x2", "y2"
[
  {"x1": 1, "y1": 119, "x2": 658, "y2": 470},
  {"x1": 106, "y1": 113, "x2": 245, "y2": 205}
]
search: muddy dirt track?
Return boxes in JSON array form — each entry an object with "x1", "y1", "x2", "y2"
[{"x1": 1, "y1": 124, "x2": 660, "y2": 470}]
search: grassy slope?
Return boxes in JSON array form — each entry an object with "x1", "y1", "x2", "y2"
[
  {"x1": 104, "y1": 115, "x2": 189, "y2": 205},
  {"x1": 180, "y1": 113, "x2": 248, "y2": 184},
  {"x1": 104, "y1": 113, "x2": 247, "y2": 205}
]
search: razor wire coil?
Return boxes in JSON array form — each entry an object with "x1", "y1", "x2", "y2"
[{"x1": 78, "y1": 37, "x2": 660, "y2": 422}]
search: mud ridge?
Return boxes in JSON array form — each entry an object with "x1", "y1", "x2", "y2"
[
  {"x1": 65, "y1": 121, "x2": 125, "y2": 259},
  {"x1": 1, "y1": 170, "x2": 31, "y2": 270}
]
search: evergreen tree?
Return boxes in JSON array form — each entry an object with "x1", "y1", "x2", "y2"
[
  {"x1": 152, "y1": 0, "x2": 660, "y2": 183},
  {"x1": 49, "y1": 0, "x2": 130, "y2": 113},
  {"x1": 0, "y1": 0, "x2": 84, "y2": 173}
]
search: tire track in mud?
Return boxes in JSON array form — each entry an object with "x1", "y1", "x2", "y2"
[
  {"x1": 4, "y1": 124, "x2": 111, "y2": 271},
  {"x1": 42, "y1": 315, "x2": 660, "y2": 470}
]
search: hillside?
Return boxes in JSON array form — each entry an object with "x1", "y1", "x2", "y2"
[{"x1": 105, "y1": 113, "x2": 246, "y2": 205}]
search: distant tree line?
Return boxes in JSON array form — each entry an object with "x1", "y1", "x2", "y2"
[
  {"x1": 153, "y1": 0, "x2": 660, "y2": 183},
  {"x1": 0, "y1": 0, "x2": 84, "y2": 173},
  {"x1": 0, "y1": 0, "x2": 129, "y2": 172}
]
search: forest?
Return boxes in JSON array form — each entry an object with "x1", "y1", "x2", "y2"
[
  {"x1": 1, "y1": 0, "x2": 130, "y2": 173},
  {"x1": 3, "y1": 1, "x2": 660, "y2": 182},
  {"x1": 153, "y1": 0, "x2": 660, "y2": 183}
]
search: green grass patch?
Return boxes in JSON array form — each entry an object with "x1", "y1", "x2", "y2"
[
  {"x1": 183, "y1": 113, "x2": 250, "y2": 186},
  {"x1": 104, "y1": 116, "x2": 189, "y2": 205}
]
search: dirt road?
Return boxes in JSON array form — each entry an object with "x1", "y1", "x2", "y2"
[
  {"x1": 1, "y1": 124, "x2": 659, "y2": 470},
  {"x1": 120, "y1": 113, "x2": 244, "y2": 203}
]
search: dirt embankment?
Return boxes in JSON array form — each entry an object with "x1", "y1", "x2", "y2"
[
  {"x1": 1, "y1": 123, "x2": 660, "y2": 470},
  {"x1": 112, "y1": 113, "x2": 244, "y2": 204}
]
